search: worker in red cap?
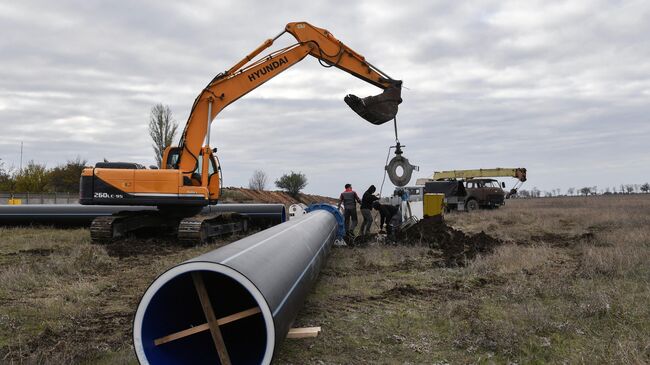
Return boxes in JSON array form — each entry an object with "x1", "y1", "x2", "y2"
[{"x1": 337, "y1": 183, "x2": 361, "y2": 237}]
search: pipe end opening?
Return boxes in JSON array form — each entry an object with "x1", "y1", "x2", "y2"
[{"x1": 134, "y1": 264, "x2": 274, "y2": 365}]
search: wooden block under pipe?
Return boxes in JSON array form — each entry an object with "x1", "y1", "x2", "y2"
[{"x1": 287, "y1": 326, "x2": 321, "y2": 339}]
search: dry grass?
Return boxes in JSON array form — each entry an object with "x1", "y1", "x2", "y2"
[
  {"x1": 0, "y1": 228, "x2": 243, "y2": 364},
  {"x1": 277, "y1": 195, "x2": 650, "y2": 364},
  {"x1": 1, "y1": 194, "x2": 649, "y2": 364}
]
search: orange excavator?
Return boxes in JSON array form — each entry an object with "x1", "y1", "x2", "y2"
[{"x1": 80, "y1": 21, "x2": 402, "y2": 243}]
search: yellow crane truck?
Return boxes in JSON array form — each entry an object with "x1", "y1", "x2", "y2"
[{"x1": 416, "y1": 168, "x2": 527, "y2": 211}]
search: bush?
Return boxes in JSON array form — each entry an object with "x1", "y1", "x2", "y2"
[
  {"x1": 275, "y1": 171, "x2": 308, "y2": 197},
  {"x1": 48, "y1": 157, "x2": 87, "y2": 192},
  {"x1": 14, "y1": 161, "x2": 50, "y2": 193}
]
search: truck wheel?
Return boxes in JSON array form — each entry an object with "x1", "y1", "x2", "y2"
[{"x1": 466, "y1": 199, "x2": 479, "y2": 212}]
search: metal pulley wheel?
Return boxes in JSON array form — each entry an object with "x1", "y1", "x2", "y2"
[{"x1": 385, "y1": 154, "x2": 417, "y2": 187}]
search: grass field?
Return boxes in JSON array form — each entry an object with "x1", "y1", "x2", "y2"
[{"x1": 1, "y1": 195, "x2": 649, "y2": 364}]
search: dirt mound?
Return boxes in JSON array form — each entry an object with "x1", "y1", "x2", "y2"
[
  {"x1": 221, "y1": 187, "x2": 336, "y2": 206},
  {"x1": 396, "y1": 217, "x2": 501, "y2": 267}
]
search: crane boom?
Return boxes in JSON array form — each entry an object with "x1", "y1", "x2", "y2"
[{"x1": 432, "y1": 168, "x2": 527, "y2": 182}]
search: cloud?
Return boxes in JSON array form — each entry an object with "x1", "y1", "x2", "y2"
[{"x1": 0, "y1": 0, "x2": 648, "y2": 197}]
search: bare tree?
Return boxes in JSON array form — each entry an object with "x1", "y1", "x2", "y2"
[
  {"x1": 567, "y1": 187, "x2": 575, "y2": 196},
  {"x1": 579, "y1": 187, "x2": 591, "y2": 196},
  {"x1": 149, "y1": 104, "x2": 179, "y2": 168},
  {"x1": 248, "y1": 170, "x2": 268, "y2": 191},
  {"x1": 531, "y1": 187, "x2": 541, "y2": 198}
]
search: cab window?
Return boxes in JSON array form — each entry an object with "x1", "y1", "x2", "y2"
[
  {"x1": 195, "y1": 154, "x2": 203, "y2": 176},
  {"x1": 208, "y1": 155, "x2": 216, "y2": 176},
  {"x1": 166, "y1": 148, "x2": 180, "y2": 169},
  {"x1": 197, "y1": 152, "x2": 218, "y2": 182}
]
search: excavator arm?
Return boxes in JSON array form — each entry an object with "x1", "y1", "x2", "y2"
[
  {"x1": 80, "y1": 22, "x2": 403, "y2": 242},
  {"x1": 81, "y1": 22, "x2": 402, "y2": 212},
  {"x1": 175, "y1": 21, "x2": 402, "y2": 173}
]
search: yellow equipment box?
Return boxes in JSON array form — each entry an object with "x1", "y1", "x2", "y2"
[
  {"x1": 7, "y1": 198, "x2": 22, "y2": 205},
  {"x1": 423, "y1": 193, "x2": 444, "y2": 218}
]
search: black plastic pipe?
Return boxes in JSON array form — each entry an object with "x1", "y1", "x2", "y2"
[
  {"x1": 207, "y1": 204, "x2": 287, "y2": 228},
  {"x1": 133, "y1": 207, "x2": 342, "y2": 365},
  {"x1": 0, "y1": 203, "x2": 286, "y2": 227}
]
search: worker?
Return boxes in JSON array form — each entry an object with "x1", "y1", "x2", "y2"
[
  {"x1": 372, "y1": 200, "x2": 400, "y2": 237},
  {"x1": 337, "y1": 183, "x2": 361, "y2": 236},
  {"x1": 360, "y1": 185, "x2": 379, "y2": 235}
]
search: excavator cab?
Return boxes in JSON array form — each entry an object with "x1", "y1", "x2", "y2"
[
  {"x1": 162, "y1": 147, "x2": 181, "y2": 170},
  {"x1": 163, "y1": 146, "x2": 221, "y2": 203},
  {"x1": 198, "y1": 147, "x2": 221, "y2": 203}
]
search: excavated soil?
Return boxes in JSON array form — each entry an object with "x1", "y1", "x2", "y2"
[
  {"x1": 221, "y1": 187, "x2": 336, "y2": 206},
  {"x1": 395, "y1": 217, "x2": 502, "y2": 267}
]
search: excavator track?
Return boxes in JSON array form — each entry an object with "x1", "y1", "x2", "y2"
[
  {"x1": 178, "y1": 213, "x2": 248, "y2": 245},
  {"x1": 90, "y1": 216, "x2": 120, "y2": 243},
  {"x1": 90, "y1": 211, "x2": 248, "y2": 245},
  {"x1": 90, "y1": 211, "x2": 178, "y2": 244},
  {"x1": 177, "y1": 216, "x2": 209, "y2": 244}
]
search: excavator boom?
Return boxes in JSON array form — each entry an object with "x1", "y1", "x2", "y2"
[
  {"x1": 79, "y1": 22, "x2": 403, "y2": 243},
  {"x1": 176, "y1": 21, "x2": 401, "y2": 173}
]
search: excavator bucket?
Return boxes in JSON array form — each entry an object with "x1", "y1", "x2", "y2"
[{"x1": 344, "y1": 84, "x2": 402, "y2": 125}]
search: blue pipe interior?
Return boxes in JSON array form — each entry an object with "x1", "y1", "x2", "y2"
[{"x1": 140, "y1": 270, "x2": 268, "y2": 365}]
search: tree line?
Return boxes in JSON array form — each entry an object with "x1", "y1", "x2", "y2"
[
  {"x1": 0, "y1": 158, "x2": 86, "y2": 193},
  {"x1": 0, "y1": 104, "x2": 179, "y2": 194},
  {"x1": 248, "y1": 169, "x2": 308, "y2": 196},
  {"x1": 518, "y1": 183, "x2": 650, "y2": 198},
  {"x1": 1, "y1": 104, "x2": 312, "y2": 196}
]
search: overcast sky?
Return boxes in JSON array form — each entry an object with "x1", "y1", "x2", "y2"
[{"x1": 1, "y1": 0, "x2": 648, "y2": 197}]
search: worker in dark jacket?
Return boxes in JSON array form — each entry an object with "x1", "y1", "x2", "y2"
[
  {"x1": 360, "y1": 185, "x2": 379, "y2": 235},
  {"x1": 372, "y1": 200, "x2": 400, "y2": 236},
  {"x1": 337, "y1": 183, "x2": 361, "y2": 236}
]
